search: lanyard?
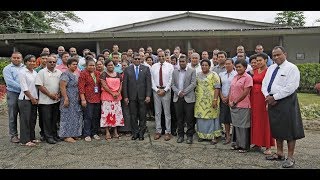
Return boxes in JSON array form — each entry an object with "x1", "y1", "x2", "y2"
[{"x1": 91, "y1": 73, "x2": 97, "y2": 85}]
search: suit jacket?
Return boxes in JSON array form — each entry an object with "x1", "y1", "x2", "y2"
[
  {"x1": 171, "y1": 67, "x2": 196, "y2": 103},
  {"x1": 123, "y1": 64, "x2": 151, "y2": 101}
]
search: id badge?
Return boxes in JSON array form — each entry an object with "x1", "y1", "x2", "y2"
[{"x1": 94, "y1": 86, "x2": 99, "y2": 93}]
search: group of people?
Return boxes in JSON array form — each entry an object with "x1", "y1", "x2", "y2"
[{"x1": 3, "y1": 44, "x2": 304, "y2": 168}]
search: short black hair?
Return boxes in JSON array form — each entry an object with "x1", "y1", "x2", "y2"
[
  {"x1": 104, "y1": 59, "x2": 115, "y2": 67},
  {"x1": 23, "y1": 54, "x2": 36, "y2": 64},
  {"x1": 272, "y1": 46, "x2": 286, "y2": 53},
  {"x1": 200, "y1": 59, "x2": 211, "y2": 67},
  {"x1": 249, "y1": 54, "x2": 257, "y2": 63},
  {"x1": 234, "y1": 59, "x2": 247, "y2": 68},
  {"x1": 102, "y1": 49, "x2": 110, "y2": 54},
  {"x1": 256, "y1": 53, "x2": 268, "y2": 60},
  {"x1": 67, "y1": 57, "x2": 78, "y2": 66}
]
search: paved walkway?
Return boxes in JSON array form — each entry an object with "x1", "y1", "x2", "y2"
[{"x1": 0, "y1": 115, "x2": 319, "y2": 169}]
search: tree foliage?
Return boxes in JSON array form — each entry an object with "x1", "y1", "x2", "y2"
[
  {"x1": 0, "y1": 11, "x2": 83, "y2": 33},
  {"x1": 274, "y1": 11, "x2": 306, "y2": 26}
]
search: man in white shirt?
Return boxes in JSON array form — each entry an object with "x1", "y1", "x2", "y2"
[
  {"x1": 35, "y1": 56, "x2": 62, "y2": 144},
  {"x1": 187, "y1": 53, "x2": 202, "y2": 74},
  {"x1": 151, "y1": 50, "x2": 174, "y2": 141},
  {"x1": 262, "y1": 46, "x2": 305, "y2": 168}
]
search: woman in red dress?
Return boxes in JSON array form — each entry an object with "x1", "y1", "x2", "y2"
[{"x1": 250, "y1": 53, "x2": 275, "y2": 155}]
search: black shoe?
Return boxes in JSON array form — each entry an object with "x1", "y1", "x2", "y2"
[
  {"x1": 53, "y1": 136, "x2": 62, "y2": 142},
  {"x1": 131, "y1": 134, "x2": 138, "y2": 140},
  {"x1": 46, "y1": 138, "x2": 57, "y2": 144},
  {"x1": 171, "y1": 131, "x2": 177, "y2": 136},
  {"x1": 186, "y1": 137, "x2": 193, "y2": 144},
  {"x1": 177, "y1": 136, "x2": 184, "y2": 143},
  {"x1": 139, "y1": 133, "x2": 144, "y2": 141},
  {"x1": 40, "y1": 136, "x2": 46, "y2": 142}
]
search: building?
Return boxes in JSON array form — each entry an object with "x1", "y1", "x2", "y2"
[{"x1": 0, "y1": 12, "x2": 319, "y2": 63}]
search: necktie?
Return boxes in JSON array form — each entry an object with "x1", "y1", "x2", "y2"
[
  {"x1": 267, "y1": 66, "x2": 280, "y2": 93},
  {"x1": 159, "y1": 63, "x2": 163, "y2": 87},
  {"x1": 135, "y1": 66, "x2": 139, "y2": 80}
]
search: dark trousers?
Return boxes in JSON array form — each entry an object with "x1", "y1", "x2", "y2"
[
  {"x1": 146, "y1": 95, "x2": 154, "y2": 118},
  {"x1": 38, "y1": 105, "x2": 44, "y2": 137},
  {"x1": 7, "y1": 91, "x2": 20, "y2": 138},
  {"x1": 174, "y1": 97, "x2": 195, "y2": 137},
  {"x1": 119, "y1": 99, "x2": 131, "y2": 132},
  {"x1": 18, "y1": 100, "x2": 37, "y2": 144},
  {"x1": 161, "y1": 91, "x2": 177, "y2": 133},
  {"x1": 83, "y1": 103, "x2": 101, "y2": 137},
  {"x1": 38, "y1": 103, "x2": 60, "y2": 139},
  {"x1": 129, "y1": 98, "x2": 147, "y2": 136}
]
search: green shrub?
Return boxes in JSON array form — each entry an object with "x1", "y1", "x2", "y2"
[
  {"x1": 300, "y1": 104, "x2": 320, "y2": 120},
  {"x1": 297, "y1": 63, "x2": 320, "y2": 93},
  {"x1": 0, "y1": 58, "x2": 10, "y2": 85}
]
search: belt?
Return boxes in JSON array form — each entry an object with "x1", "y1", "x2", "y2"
[{"x1": 157, "y1": 86, "x2": 165, "y2": 89}]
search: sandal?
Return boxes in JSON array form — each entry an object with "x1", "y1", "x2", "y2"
[
  {"x1": 263, "y1": 149, "x2": 272, "y2": 155},
  {"x1": 32, "y1": 139, "x2": 41, "y2": 143},
  {"x1": 20, "y1": 141, "x2": 37, "y2": 147},
  {"x1": 210, "y1": 140, "x2": 218, "y2": 145},
  {"x1": 282, "y1": 157, "x2": 295, "y2": 168},
  {"x1": 230, "y1": 146, "x2": 241, "y2": 150},
  {"x1": 265, "y1": 153, "x2": 285, "y2": 161},
  {"x1": 222, "y1": 139, "x2": 231, "y2": 145},
  {"x1": 105, "y1": 134, "x2": 112, "y2": 140},
  {"x1": 238, "y1": 149, "x2": 248, "y2": 153},
  {"x1": 113, "y1": 134, "x2": 120, "y2": 139}
]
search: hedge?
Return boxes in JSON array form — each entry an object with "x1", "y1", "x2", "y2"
[
  {"x1": 297, "y1": 63, "x2": 320, "y2": 93},
  {"x1": 0, "y1": 58, "x2": 10, "y2": 84}
]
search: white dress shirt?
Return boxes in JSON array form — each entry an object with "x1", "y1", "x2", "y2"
[
  {"x1": 35, "y1": 68, "x2": 62, "y2": 104},
  {"x1": 18, "y1": 67, "x2": 38, "y2": 100},
  {"x1": 262, "y1": 60, "x2": 300, "y2": 100},
  {"x1": 151, "y1": 61, "x2": 174, "y2": 92},
  {"x1": 187, "y1": 63, "x2": 202, "y2": 74}
]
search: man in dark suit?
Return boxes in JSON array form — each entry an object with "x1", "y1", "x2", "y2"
[
  {"x1": 123, "y1": 53, "x2": 151, "y2": 141},
  {"x1": 171, "y1": 55, "x2": 196, "y2": 144}
]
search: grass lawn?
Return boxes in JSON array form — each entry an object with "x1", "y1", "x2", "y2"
[{"x1": 298, "y1": 93, "x2": 320, "y2": 106}]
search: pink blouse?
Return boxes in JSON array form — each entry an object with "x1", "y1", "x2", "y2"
[{"x1": 229, "y1": 72, "x2": 253, "y2": 108}]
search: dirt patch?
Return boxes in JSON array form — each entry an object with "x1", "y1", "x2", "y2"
[{"x1": 303, "y1": 119, "x2": 320, "y2": 131}]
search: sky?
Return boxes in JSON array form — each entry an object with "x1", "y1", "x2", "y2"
[{"x1": 66, "y1": 11, "x2": 320, "y2": 33}]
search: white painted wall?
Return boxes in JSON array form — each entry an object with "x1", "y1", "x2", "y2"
[{"x1": 283, "y1": 35, "x2": 320, "y2": 64}]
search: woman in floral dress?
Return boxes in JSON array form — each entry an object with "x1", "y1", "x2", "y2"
[{"x1": 100, "y1": 59, "x2": 124, "y2": 140}]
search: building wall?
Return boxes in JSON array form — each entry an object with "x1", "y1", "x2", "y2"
[{"x1": 283, "y1": 35, "x2": 320, "y2": 64}]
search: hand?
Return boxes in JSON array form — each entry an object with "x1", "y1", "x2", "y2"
[
  {"x1": 229, "y1": 101, "x2": 236, "y2": 109},
  {"x1": 222, "y1": 96, "x2": 228, "y2": 104},
  {"x1": 212, "y1": 100, "x2": 218, "y2": 109},
  {"x1": 158, "y1": 89, "x2": 165, "y2": 97},
  {"x1": 178, "y1": 91, "x2": 185, "y2": 97},
  {"x1": 63, "y1": 98, "x2": 69, "y2": 108},
  {"x1": 49, "y1": 93, "x2": 57, "y2": 100},
  {"x1": 30, "y1": 98, "x2": 38, "y2": 105},
  {"x1": 56, "y1": 93, "x2": 61, "y2": 99},
  {"x1": 112, "y1": 92, "x2": 118, "y2": 99},
  {"x1": 124, "y1": 98, "x2": 129, "y2": 106},
  {"x1": 145, "y1": 97, "x2": 150, "y2": 103},
  {"x1": 81, "y1": 100, "x2": 87, "y2": 107},
  {"x1": 265, "y1": 95, "x2": 276, "y2": 105}
]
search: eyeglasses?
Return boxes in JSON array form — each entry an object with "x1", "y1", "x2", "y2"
[
  {"x1": 158, "y1": 56, "x2": 165, "y2": 57},
  {"x1": 134, "y1": 58, "x2": 140, "y2": 60},
  {"x1": 48, "y1": 61, "x2": 56, "y2": 64}
]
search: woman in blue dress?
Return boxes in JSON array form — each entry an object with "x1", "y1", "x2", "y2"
[{"x1": 59, "y1": 57, "x2": 83, "y2": 143}]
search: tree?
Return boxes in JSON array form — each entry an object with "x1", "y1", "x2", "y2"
[
  {"x1": 0, "y1": 11, "x2": 83, "y2": 34},
  {"x1": 274, "y1": 11, "x2": 306, "y2": 26}
]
